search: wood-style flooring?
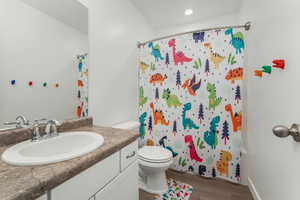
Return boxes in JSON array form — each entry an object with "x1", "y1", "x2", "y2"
[{"x1": 139, "y1": 170, "x2": 253, "y2": 200}]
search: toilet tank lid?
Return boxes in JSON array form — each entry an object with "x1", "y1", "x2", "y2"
[{"x1": 112, "y1": 121, "x2": 139, "y2": 129}]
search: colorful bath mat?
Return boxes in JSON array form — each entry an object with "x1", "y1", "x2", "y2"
[{"x1": 154, "y1": 178, "x2": 193, "y2": 200}]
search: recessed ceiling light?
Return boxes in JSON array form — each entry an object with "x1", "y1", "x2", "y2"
[{"x1": 185, "y1": 9, "x2": 193, "y2": 16}]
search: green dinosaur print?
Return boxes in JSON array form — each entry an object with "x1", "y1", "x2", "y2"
[
  {"x1": 139, "y1": 87, "x2": 148, "y2": 107},
  {"x1": 204, "y1": 116, "x2": 221, "y2": 149},
  {"x1": 162, "y1": 88, "x2": 182, "y2": 108},
  {"x1": 139, "y1": 112, "x2": 147, "y2": 139},
  {"x1": 182, "y1": 103, "x2": 199, "y2": 130},
  {"x1": 207, "y1": 83, "x2": 222, "y2": 110}
]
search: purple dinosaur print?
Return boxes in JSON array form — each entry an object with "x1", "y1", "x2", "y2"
[{"x1": 193, "y1": 32, "x2": 205, "y2": 43}]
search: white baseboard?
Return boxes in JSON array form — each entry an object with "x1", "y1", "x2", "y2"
[{"x1": 248, "y1": 177, "x2": 262, "y2": 200}]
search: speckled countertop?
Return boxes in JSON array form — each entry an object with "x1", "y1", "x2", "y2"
[{"x1": 0, "y1": 118, "x2": 139, "y2": 200}]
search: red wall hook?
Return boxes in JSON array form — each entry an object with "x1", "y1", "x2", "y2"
[{"x1": 272, "y1": 59, "x2": 285, "y2": 69}]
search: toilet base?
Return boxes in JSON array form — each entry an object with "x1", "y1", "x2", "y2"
[
  {"x1": 139, "y1": 164, "x2": 170, "y2": 195},
  {"x1": 139, "y1": 172, "x2": 168, "y2": 195}
]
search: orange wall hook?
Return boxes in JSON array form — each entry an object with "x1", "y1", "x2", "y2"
[{"x1": 254, "y1": 70, "x2": 263, "y2": 77}]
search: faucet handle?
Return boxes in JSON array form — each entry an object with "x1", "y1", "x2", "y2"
[
  {"x1": 31, "y1": 118, "x2": 48, "y2": 142},
  {"x1": 45, "y1": 119, "x2": 61, "y2": 137}
]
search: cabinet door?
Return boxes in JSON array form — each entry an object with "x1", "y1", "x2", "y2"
[
  {"x1": 51, "y1": 152, "x2": 120, "y2": 200},
  {"x1": 95, "y1": 161, "x2": 138, "y2": 200}
]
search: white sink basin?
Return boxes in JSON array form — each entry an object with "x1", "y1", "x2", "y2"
[{"x1": 1, "y1": 131, "x2": 104, "y2": 166}]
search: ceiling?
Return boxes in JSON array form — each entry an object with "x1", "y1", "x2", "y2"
[
  {"x1": 130, "y1": 0, "x2": 242, "y2": 29},
  {"x1": 21, "y1": 0, "x2": 88, "y2": 33}
]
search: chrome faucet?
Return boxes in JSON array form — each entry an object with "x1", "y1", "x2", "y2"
[
  {"x1": 45, "y1": 120, "x2": 61, "y2": 138},
  {"x1": 31, "y1": 119, "x2": 47, "y2": 142},
  {"x1": 4, "y1": 115, "x2": 30, "y2": 128}
]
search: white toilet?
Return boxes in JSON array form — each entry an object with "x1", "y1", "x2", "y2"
[{"x1": 112, "y1": 121, "x2": 173, "y2": 195}]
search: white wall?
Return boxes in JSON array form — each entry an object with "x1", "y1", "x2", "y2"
[
  {"x1": 88, "y1": 0, "x2": 154, "y2": 126},
  {"x1": 239, "y1": 0, "x2": 300, "y2": 199},
  {"x1": 154, "y1": 13, "x2": 238, "y2": 38},
  {"x1": 0, "y1": 0, "x2": 88, "y2": 125},
  {"x1": 21, "y1": 0, "x2": 88, "y2": 33}
]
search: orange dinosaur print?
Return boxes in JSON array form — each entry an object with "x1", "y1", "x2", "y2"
[
  {"x1": 149, "y1": 73, "x2": 167, "y2": 86},
  {"x1": 216, "y1": 150, "x2": 232, "y2": 177},
  {"x1": 225, "y1": 104, "x2": 242, "y2": 132},
  {"x1": 225, "y1": 67, "x2": 243, "y2": 83},
  {"x1": 182, "y1": 74, "x2": 201, "y2": 96},
  {"x1": 150, "y1": 103, "x2": 170, "y2": 126}
]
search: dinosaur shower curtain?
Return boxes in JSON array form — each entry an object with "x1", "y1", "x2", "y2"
[
  {"x1": 76, "y1": 54, "x2": 88, "y2": 118},
  {"x1": 138, "y1": 28, "x2": 245, "y2": 183}
]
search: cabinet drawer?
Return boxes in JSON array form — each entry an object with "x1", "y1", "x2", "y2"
[
  {"x1": 51, "y1": 152, "x2": 120, "y2": 200},
  {"x1": 120, "y1": 140, "x2": 138, "y2": 171}
]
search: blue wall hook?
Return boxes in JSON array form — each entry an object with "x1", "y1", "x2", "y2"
[{"x1": 10, "y1": 80, "x2": 16, "y2": 85}]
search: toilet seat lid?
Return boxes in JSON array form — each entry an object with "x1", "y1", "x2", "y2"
[{"x1": 138, "y1": 146, "x2": 172, "y2": 163}]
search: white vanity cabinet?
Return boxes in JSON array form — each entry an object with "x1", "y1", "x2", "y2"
[{"x1": 44, "y1": 140, "x2": 138, "y2": 200}]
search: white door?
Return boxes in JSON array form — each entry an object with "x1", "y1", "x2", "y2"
[{"x1": 240, "y1": 0, "x2": 300, "y2": 199}]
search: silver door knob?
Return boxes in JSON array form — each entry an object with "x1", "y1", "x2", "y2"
[{"x1": 272, "y1": 124, "x2": 300, "y2": 142}]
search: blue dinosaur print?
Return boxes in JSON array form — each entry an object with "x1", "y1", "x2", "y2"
[
  {"x1": 139, "y1": 112, "x2": 147, "y2": 139},
  {"x1": 182, "y1": 103, "x2": 199, "y2": 130},
  {"x1": 159, "y1": 136, "x2": 178, "y2": 157},
  {"x1": 148, "y1": 42, "x2": 164, "y2": 61},
  {"x1": 193, "y1": 32, "x2": 205, "y2": 43},
  {"x1": 225, "y1": 28, "x2": 245, "y2": 54},
  {"x1": 204, "y1": 116, "x2": 221, "y2": 149}
]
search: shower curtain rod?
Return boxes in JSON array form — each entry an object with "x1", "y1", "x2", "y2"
[{"x1": 137, "y1": 21, "x2": 251, "y2": 47}]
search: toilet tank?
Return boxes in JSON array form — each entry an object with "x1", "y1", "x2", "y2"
[{"x1": 112, "y1": 121, "x2": 139, "y2": 131}]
